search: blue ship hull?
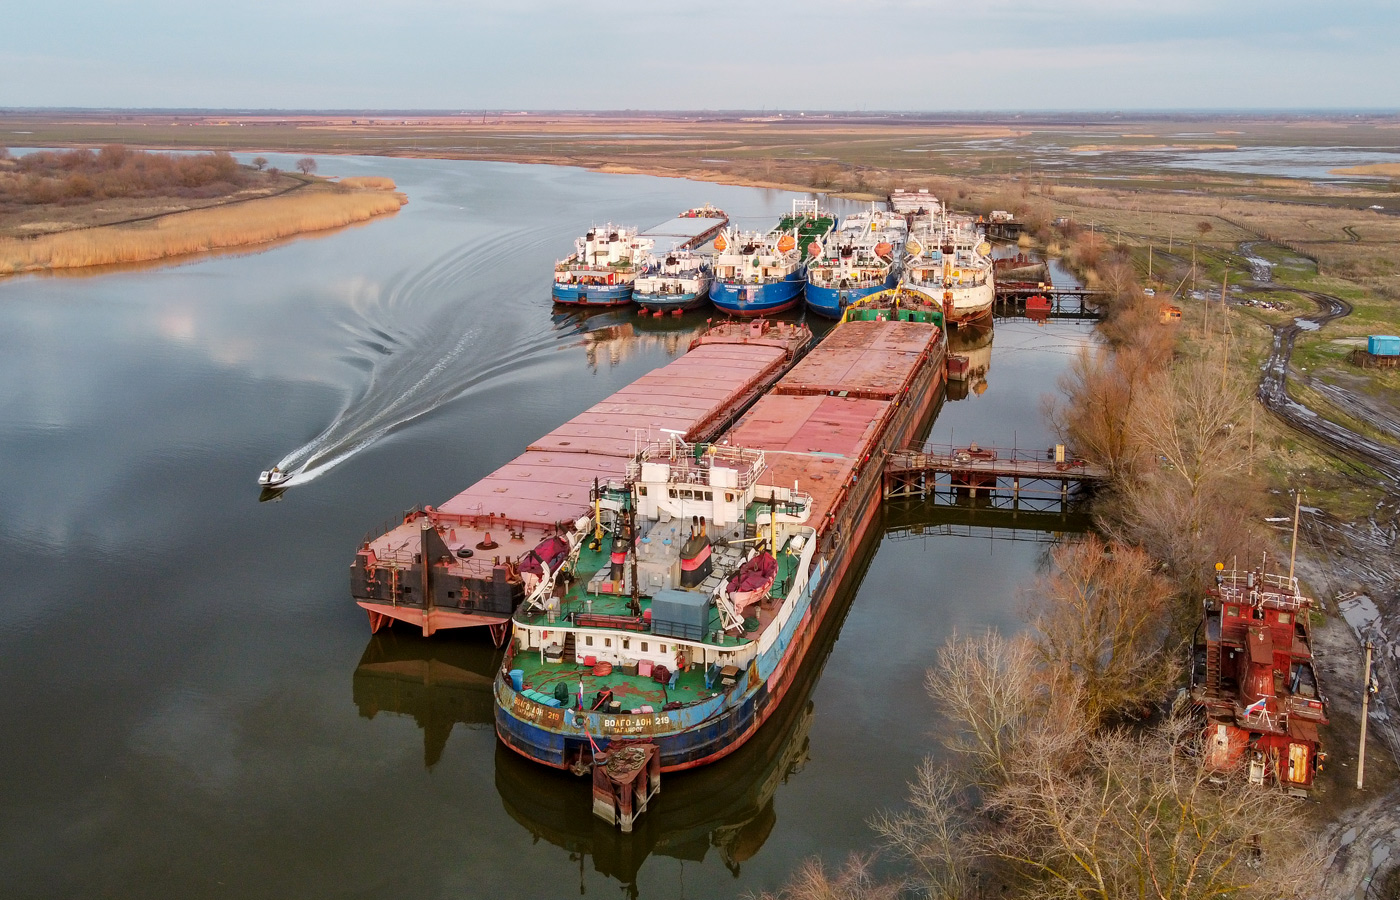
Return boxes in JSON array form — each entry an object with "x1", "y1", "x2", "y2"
[
  {"x1": 635, "y1": 287, "x2": 710, "y2": 312},
  {"x1": 710, "y1": 269, "x2": 805, "y2": 317},
  {"x1": 494, "y1": 545, "x2": 830, "y2": 771},
  {"x1": 552, "y1": 282, "x2": 634, "y2": 307},
  {"x1": 804, "y1": 273, "x2": 897, "y2": 319}
]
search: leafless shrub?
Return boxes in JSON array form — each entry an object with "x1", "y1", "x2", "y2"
[
  {"x1": 1027, "y1": 537, "x2": 1177, "y2": 723},
  {"x1": 753, "y1": 854, "x2": 900, "y2": 900}
]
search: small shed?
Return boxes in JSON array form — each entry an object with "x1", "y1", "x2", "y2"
[{"x1": 1368, "y1": 335, "x2": 1400, "y2": 357}]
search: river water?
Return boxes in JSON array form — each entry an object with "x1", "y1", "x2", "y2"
[{"x1": 0, "y1": 156, "x2": 1094, "y2": 899}]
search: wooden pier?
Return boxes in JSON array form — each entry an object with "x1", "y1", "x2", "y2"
[{"x1": 884, "y1": 443, "x2": 1108, "y2": 512}]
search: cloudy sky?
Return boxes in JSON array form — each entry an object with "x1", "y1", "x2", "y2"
[{"x1": 2, "y1": 0, "x2": 1395, "y2": 110}]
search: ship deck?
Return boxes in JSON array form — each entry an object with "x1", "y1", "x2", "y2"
[
  {"x1": 514, "y1": 523, "x2": 804, "y2": 648},
  {"x1": 511, "y1": 530, "x2": 806, "y2": 701},
  {"x1": 775, "y1": 319, "x2": 937, "y2": 400},
  {"x1": 511, "y1": 651, "x2": 715, "y2": 713}
]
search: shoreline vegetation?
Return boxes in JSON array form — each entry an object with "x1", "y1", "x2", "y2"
[{"x1": 0, "y1": 146, "x2": 406, "y2": 275}]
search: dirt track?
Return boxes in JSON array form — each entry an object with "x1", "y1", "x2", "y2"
[{"x1": 1255, "y1": 286, "x2": 1400, "y2": 484}]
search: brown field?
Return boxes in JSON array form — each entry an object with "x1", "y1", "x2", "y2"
[
  {"x1": 1330, "y1": 162, "x2": 1400, "y2": 176},
  {"x1": 0, "y1": 182, "x2": 405, "y2": 274}
]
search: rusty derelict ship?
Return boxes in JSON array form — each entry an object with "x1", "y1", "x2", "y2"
[
  {"x1": 1190, "y1": 563, "x2": 1329, "y2": 790},
  {"x1": 351, "y1": 291, "x2": 947, "y2": 779}
]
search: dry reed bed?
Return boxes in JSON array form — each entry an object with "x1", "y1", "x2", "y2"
[{"x1": 0, "y1": 185, "x2": 406, "y2": 274}]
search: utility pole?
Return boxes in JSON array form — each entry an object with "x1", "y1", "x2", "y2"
[
  {"x1": 1358, "y1": 639, "x2": 1374, "y2": 790},
  {"x1": 1221, "y1": 271, "x2": 1230, "y2": 390},
  {"x1": 1248, "y1": 402, "x2": 1256, "y2": 475},
  {"x1": 1287, "y1": 490, "x2": 1301, "y2": 586},
  {"x1": 1148, "y1": 242, "x2": 1153, "y2": 281}
]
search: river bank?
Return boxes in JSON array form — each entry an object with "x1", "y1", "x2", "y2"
[{"x1": 0, "y1": 178, "x2": 406, "y2": 275}]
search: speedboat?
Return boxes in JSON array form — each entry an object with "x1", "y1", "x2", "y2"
[{"x1": 258, "y1": 467, "x2": 293, "y2": 488}]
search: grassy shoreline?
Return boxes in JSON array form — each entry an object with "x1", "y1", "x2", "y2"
[{"x1": 0, "y1": 178, "x2": 406, "y2": 275}]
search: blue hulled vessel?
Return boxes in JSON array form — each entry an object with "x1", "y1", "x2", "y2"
[
  {"x1": 710, "y1": 200, "x2": 834, "y2": 317},
  {"x1": 552, "y1": 224, "x2": 642, "y2": 307},
  {"x1": 804, "y1": 205, "x2": 907, "y2": 319}
]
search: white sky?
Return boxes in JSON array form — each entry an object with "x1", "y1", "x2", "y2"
[{"x1": 1, "y1": 0, "x2": 1396, "y2": 110}]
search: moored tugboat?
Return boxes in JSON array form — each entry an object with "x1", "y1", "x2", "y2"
[
  {"x1": 632, "y1": 249, "x2": 712, "y2": 313},
  {"x1": 553, "y1": 224, "x2": 643, "y2": 306},
  {"x1": 1189, "y1": 563, "x2": 1329, "y2": 791}
]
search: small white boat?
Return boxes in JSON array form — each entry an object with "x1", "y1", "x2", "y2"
[{"x1": 258, "y1": 467, "x2": 293, "y2": 488}]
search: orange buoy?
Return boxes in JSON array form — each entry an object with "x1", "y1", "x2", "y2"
[
  {"x1": 776, "y1": 234, "x2": 796, "y2": 253},
  {"x1": 713, "y1": 234, "x2": 727, "y2": 252}
]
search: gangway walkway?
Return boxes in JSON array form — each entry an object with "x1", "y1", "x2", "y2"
[{"x1": 884, "y1": 443, "x2": 1108, "y2": 512}]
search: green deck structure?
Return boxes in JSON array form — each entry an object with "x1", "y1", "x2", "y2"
[
  {"x1": 511, "y1": 652, "x2": 716, "y2": 713},
  {"x1": 512, "y1": 531, "x2": 812, "y2": 708},
  {"x1": 775, "y1": 212, "x2": 836, "y2": 260}
]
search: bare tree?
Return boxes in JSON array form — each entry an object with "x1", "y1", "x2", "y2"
[
  {"x1": 1028, "y1": 537, "x2": 1176, "y2": 723},
  {"x1": 1103, "y1": 345, "x2": 1264, "y2": 590},
  {"x1": 0, "y1": 145, "x2": 13, "y2": 160},
  {"x1": 296, "y1": 157, "x2": 317, "y2": 175},
  {"x1": 252, "y1": 156, "x2": 268, "y2": 171},
  {"x1": 1047, "y1": 347, "x2": 1151, "y2": 481},
  {"x1": 871, "y1": 627, "x2": 1326, "y2": 900},
  {"x1": 1196, "y1": 220, "x2": 1214, "y2": 236},
  {"x1": 988, "y1": 718, "x2": 1326, "y2": 900},
  {"x1": 923, "y1": 631, "x2": 1046, "y2": 785},
  {"x1": 756, "y1": 855, "x2": 900, "y2": 900}
]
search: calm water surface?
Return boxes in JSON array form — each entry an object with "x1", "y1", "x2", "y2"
[{"x1": 0, "y1": 157, "x2": 1093, "y2": 899}]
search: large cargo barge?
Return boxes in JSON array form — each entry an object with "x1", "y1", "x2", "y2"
[
  {"x1": 350, "y1": 320, "x2": 813, "y2": 640},
  {"x1": 492, "y1": 290, "x2": 947, "y2": 772}
]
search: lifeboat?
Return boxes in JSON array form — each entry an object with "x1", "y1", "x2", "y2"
[{"x1": 776, "y1": 234, "x2": 795, "y2": 254}]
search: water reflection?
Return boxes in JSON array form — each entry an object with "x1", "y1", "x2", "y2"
[
  {"x1": 945, "y1": 319, "x2": 994, "y2": 401},
  {"x1": 352, "y1": 631, "x2": 501, "y2": 768}
]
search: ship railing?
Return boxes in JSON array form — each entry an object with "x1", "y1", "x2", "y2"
[
  {"x1": 754, "y1": 491, "x2": 813, "y2": 520},
  {"x1": 1214, "y1": 568, "x2": 1309, "y2": 610},
  {"x1": 629, "y1": 442, "x2": 767, "y2": 488},
  {"x1": 1240, "y1": 705, "x2": 1282, "y2": 732},
  {"x1": 1286, "y1": 695, "x2": 1327, "y2": 720},
  {"x1": 573, "y1": 612, "x2": 649, "y2": 632}
]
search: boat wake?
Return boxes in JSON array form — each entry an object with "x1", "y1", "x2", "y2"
[{"x1": 270, "y1": 228, "x2": 554, "y2": 484}]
